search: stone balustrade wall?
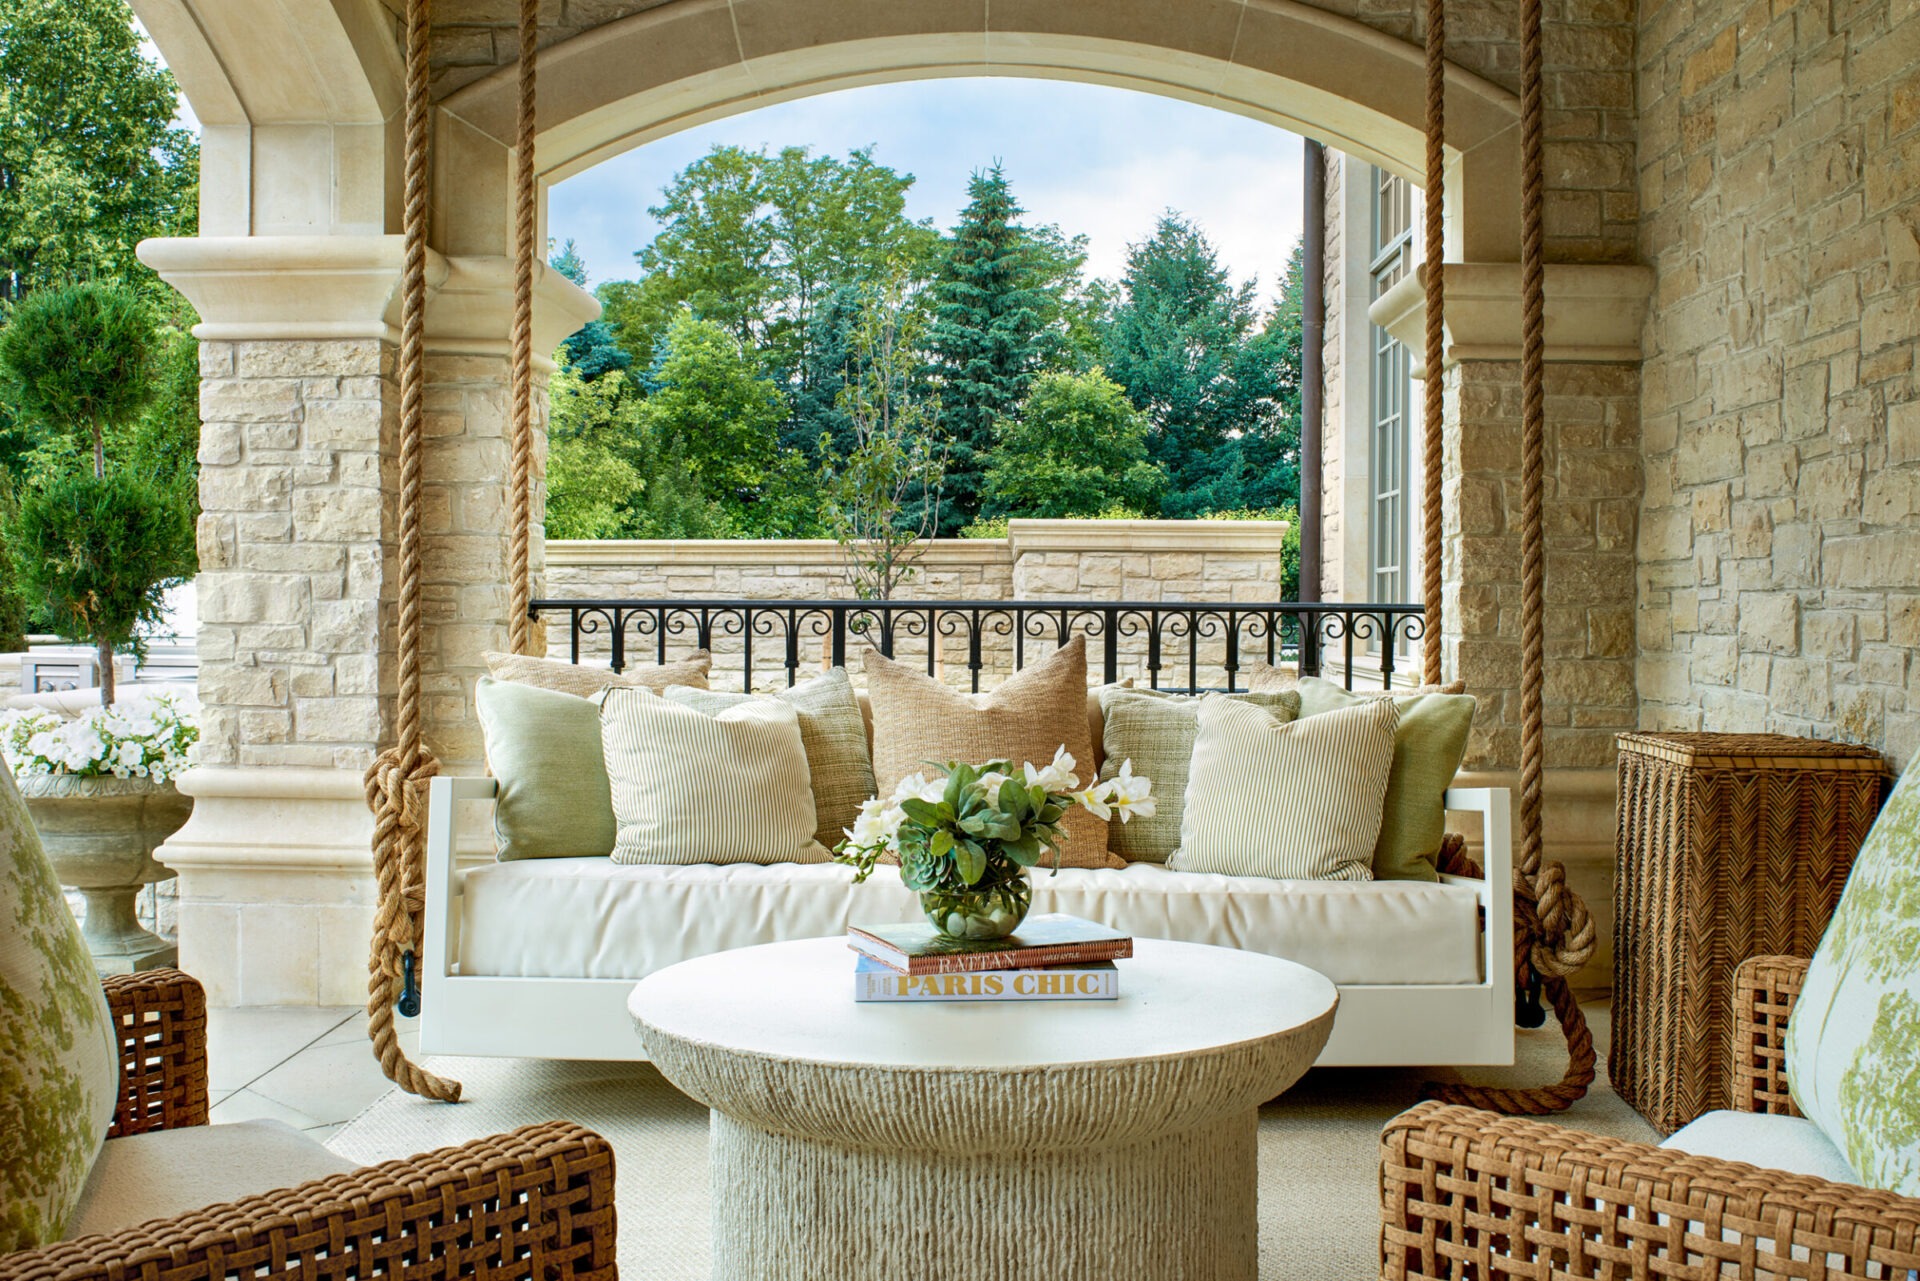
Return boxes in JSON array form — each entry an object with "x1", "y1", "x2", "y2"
[{"x1": 543, "y1": 520, "x2": 1293, "y2": 692}]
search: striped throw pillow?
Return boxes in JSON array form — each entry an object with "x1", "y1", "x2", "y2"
[
  {"x1": 600, "y1": 688, "x2": 827, "y2": 866},
  {"x1": 1170, "y1": 694, "x2": 1398, "y2": 881}
]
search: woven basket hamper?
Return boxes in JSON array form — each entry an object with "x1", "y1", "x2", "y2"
[{"x1": 1610, "y1": 731, "x2": 1887, "y2": 1134}]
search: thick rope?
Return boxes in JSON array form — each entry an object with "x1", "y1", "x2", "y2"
[
  {"x1": 1420, "y1": 0, "x2": 1445, "y2": 688},
  {"x1": 365, "y1": 0, "x2": 459, "y2": 1104},
  {"x1": 1418, "y1": 0, "x2": 1597, "y2": 1115},
  {"x1": 506, "y1": 0, "x2": 537, "y2": 657}
]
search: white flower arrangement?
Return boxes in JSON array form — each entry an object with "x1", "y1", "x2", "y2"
[
  {"x1": 0, "y1": 691, "x2": 201, "y2": 783},
  {"x1": 837, "y1": 746, "x2": 1157, "y2": 879}
]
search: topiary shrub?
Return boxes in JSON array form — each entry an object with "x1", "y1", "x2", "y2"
[
  {"x1": 0, "y1": 283, "x2": 154, "y2": 478},
  {"x1": 5, "y1": 472, "x2": 193, "y2": 705}
]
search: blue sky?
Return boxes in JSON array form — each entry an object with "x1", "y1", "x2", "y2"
[{"x1": 551, "y1": 79, "x2": 1306, "y2": 308}]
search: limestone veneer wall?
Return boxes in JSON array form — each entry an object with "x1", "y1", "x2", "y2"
[
  {"x1": 543, "y1": 520, "x2": 1291, "y2": 691},
  {"x1": 1636, "y1": 0, "x2": 1920, "y2": 769}
]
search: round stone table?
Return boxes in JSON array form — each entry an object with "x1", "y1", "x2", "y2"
[{"x1": 628, "y1": 936, "x2": 1338, "y2": 1281}]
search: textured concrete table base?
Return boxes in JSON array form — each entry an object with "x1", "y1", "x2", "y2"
[
  {"x1": 631, "y1": 938, "x2": 1337, "y2": 1281},
  {"x1": 710, "y1": 1108, "x2": 1258, "y2": 1281}
]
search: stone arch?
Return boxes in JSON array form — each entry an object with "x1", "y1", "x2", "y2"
[{"x1": 432, "y1": 0, "x2": 1522, "y2": 262}]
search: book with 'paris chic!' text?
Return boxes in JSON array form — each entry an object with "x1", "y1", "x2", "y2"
[
  {"x1": 846, "y1": 913, "x2": 1132, "y2": 976},
  {"x1": 854, "y1": 957, "x2": 1118, "y2": 1002}
]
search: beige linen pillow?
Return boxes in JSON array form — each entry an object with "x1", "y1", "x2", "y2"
[
  {"x1": 1246, "y1": 656, "x2": 1465, "y2": 699},
  {"x1": 1244, "y1": 657, "x2": 1300, "y2": 693},
  {"x1": 483, "y1": 650, "x2": 711, "y2": 699},
  {"x1": 1170, "y1": 694, "x2": 1398, "y2": 881},
  {"x1": 1096, "y1": 687, "x2": 1303, "y2": 863},
  {"x1": 863, "y1": 637, "x2": 1121, "y2": 870},
  {"x1": 664, "y1": 668, "x2": 875, "y2": 850},
  {"x1": 600, "y1": 687, "x2": 827, "y2": 866}
]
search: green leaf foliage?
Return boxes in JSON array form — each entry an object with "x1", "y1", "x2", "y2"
[
  {"x1": 982, "y1": 368, "x2": 1168, "y2": 518},
  {"x1": 0, "y1": 0, "x2": 198, "y2": 299},
  {"x1": 6, "y1": 470, "x2": 193, "y2": 655}
]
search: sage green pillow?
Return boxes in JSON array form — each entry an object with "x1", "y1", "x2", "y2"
[
  {"x1": 0, "y1": 756, "x2": 118, "y2": 1251},
  {"x1": 1096, "y1": 687, "x2": 1302, "y2": 863},
  {"x1": 665, "y1": 668, "x2": 876, "y2": 851},
  {"x1": 1295, "y1": 675, "x2": 1475, "y2": 881},
  {"x1": 1786, "y1": 760, "x2": 1920, "y2": 1195},
  {"x1": 474, "y1": 676, "x2": 616, "y2": 860}
]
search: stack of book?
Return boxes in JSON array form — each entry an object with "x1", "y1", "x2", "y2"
[{"x1": 847, "y1": 913, "x2": 1132, "y2": 1002}]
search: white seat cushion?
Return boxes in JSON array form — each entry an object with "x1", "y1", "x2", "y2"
[
  {"x1": 1661, "y1": 1110, "x2": 1861, "y2": 1185},
  {"x1": 65, "y1": 1120, "x2": 359, "y2": 1241},
  {"x1": 456, "y1": 858, "x2": 1484, "y2": 986}
]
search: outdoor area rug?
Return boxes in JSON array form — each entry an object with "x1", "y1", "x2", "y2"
[{"x1": 329, "y1": 1004, "x2": 1656, "y2": 1280}]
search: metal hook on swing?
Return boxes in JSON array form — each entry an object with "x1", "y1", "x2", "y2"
[{"x1": 398, "y1": 950, "x2": 422, "y2": 1018}]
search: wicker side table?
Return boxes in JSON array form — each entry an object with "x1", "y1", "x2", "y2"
[{"x1": 1611, "y1": 732, "x2": 1886, "y2": 1133}]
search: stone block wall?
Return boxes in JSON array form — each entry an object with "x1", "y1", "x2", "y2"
[
  {"x1": 1445, "y1": 361, "x2": 1643, "y2": 771},
  {"x1": 193, "y1": 339, "x2": 397, "y2": 773},
  {"x1": 1637, "y1": 0, "x2": 1920, "y2": 767},
  {"x1": 543, "y1": 521, "x2": 1292, "y2": 691}
]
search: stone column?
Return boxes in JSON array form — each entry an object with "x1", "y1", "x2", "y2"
[
  {"x1": 138, "y1": 236, "x2": 595, "y2": 1006},
  {"x1": 1373, "y1": 262, "x2": 1652, "y2": 990}
]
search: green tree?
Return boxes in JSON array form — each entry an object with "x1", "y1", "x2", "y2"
[
  {"x1": 0, "y1": 0, "x2": 199, "y2": 300},
  {"x1": 637, "y1": 310, "x2": 793, "y2": 529},
  {"x1": 923, "y1": 165, "x2": 1054, "y2": 530},
  {"x1": 982, "y1": 369, "x2": 1167, "y2": 519},
  {"x1": 1101, "y1": 214, "x2": 1296, "y2": 517},
  {"x1": 550, "y1": 240, "x2": 634, "y2": 382},
  {"x1": 601, "y1": 144, "x2": 936, "y2": 387},
  {"x1": 7, "y1": 471, "x2": 194, "y2": 698},
  {"x1": 0, "y1": 469, "x2": 26, "y2": 650},
  {"x1": 544, "y1": 356, "x2": 728, "y2": 540},
  {"x1": 820, "y1": 271, "x2": 946, "y2": 600}
]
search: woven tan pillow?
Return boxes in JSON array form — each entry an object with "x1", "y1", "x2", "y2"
[
  {"x1": 863, "y1": 637, "x2": 1121, "y2": 870},
  {"x1": 483, "y1": 650, "x2": 710, "y2": 699}
]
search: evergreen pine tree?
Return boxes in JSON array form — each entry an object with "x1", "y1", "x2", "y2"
[
  {"x1": 1102, "y1": 214, "x2": 1293, "y2": 516},
  {"x1": 924, "y1": 165, "x2": 1051, "y2": 531}
]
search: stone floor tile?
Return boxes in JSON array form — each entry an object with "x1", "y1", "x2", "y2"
[
  {"x1": 205, "y1": 1006, "x2": 359, "y2": 1093},
  {"x1": 246, "y1": 1037, "x2": 406, "y2": 1127},
  {"x1": 208, "y1": 1087, "x2": 330, "y2": 1131}
]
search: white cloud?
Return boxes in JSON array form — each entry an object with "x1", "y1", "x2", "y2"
[{"x1": 550, "y1": 78, "x2": 1306, "y2": 306}]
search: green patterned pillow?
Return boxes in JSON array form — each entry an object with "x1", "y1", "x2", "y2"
[
  {"x1": 1295, "y1": 676, "x2": 1474, "y2": 881},
  {"x1": 1786, "y1": 760, "x2": 1919, "y2": 1194},
  {"x1": 1096, "y1": 687, "x2": 1302, "y2": 862},
  {"x1": 0, "y1": 757, "x2": 118, "y2": 1251},
  {"x1": 664, "y1": 668, "x2": 876, "y2": 851}
]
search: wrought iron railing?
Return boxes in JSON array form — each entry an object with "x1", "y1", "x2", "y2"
[{"x1": 529, "y1": 598, "x2": 1426, "y2": 694}]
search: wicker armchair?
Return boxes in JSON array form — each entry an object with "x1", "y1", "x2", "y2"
[
  {"x1": 1, "y1": 969, "x2": 618, "y2": 1281},
  {"x1": 1381, "y1": 955, "x2": 1920, "y2": 1280}
]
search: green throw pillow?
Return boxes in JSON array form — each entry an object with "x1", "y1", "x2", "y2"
[
  {"x1": 1170, "y1": 696, "x2": 1397, "y2": 881},
  {"x1": 0, "y1": 757, "x2": 119, "y2": 1251},
  {"x1": 665, "y1": 668, "x2": 876, "y2": 851},
  {"x1": 1097, "y1": 687, "x2": 1302, "y2": 863},
  {"x1": 1786, "y1": 761, "x2": 1920, "y2": 1195},
  {"x1": 474, "y1": 676, "x2": 616, "y2": 860},
  {"x1": 1295, "y1": 675, "x2": 1475, "y2": 881}
]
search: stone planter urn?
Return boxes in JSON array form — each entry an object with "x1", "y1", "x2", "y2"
[{"x1": 20, "y1": 774, "x2": 193, "y2": 973}]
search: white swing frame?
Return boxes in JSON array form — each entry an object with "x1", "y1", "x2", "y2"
[{"x1": 419, "y1": 776, "x2": 1516, "y2": 1067}]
